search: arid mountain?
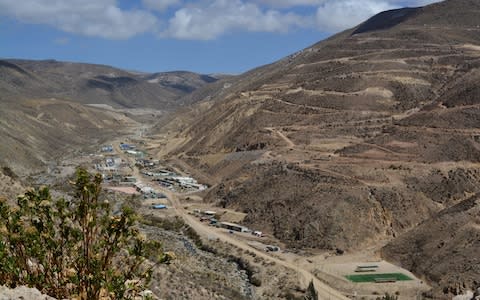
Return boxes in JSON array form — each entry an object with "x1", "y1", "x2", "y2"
[
  {"x1": 0, "y1": 59, "x2": 221, "y2": 175},
  {"x1": 382, "y1": 193, "x2": 480, "y2": 298},
  {"x1": 159, "y1": 0, "x2": 480, "y2": 155},
  {"x1": 0, "y1": 59, "x2": 218, "y2": 110},
  {"x1": 0, "y1": 166, "x2": 24, "y2": 202},
  {"x1": 152, "y1": 0, "x2": 480, "y2": 296},
  {"x1": 0, "y1": 97, "x2": 137, "y2": 174}
]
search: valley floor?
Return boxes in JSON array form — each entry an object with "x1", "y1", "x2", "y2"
[{"x1": 69, "y1": 120, "x2": 432, "y2": 300}]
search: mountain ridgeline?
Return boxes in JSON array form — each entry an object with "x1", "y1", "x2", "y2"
[
  {"x1": 0, "y1": 59, "x2": 219, "y2": 110},
  {"x1": 0, "y1": 59, "x2": 220, "y2": 173}
]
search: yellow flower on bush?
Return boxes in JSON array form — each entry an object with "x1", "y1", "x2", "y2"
[
  {"x1": 0, "y1": 225, "x2": 7, "y2": 235},
  {"x1": 39, "y1": 200, "x2": 51, "y2": 207},
  {"x1": 24, "y1": 226, "x2": 37, "y2": 235}
]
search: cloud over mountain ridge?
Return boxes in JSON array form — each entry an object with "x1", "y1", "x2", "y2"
[{"x1": 0, "y1": 0, "x2": 441, "y2": 40}]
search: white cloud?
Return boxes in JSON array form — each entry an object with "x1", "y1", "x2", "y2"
[
  {"x1": 316, "y1": 0, "x2": 396, "y2": 32},
  {"x1": 254, "y1": 0, "x2": 324, "y2": 7},
  {"x1": 165, "y1": 0, "x2": 444, "y2": 39},
  {"x1": 0, "y1": 0, "x2": 158, "y2": 39},
  {"x1": 143, "y1": 0, "x2": 181, "y2": 12},
  {"x1": 163, "y1": 0, "x2": 308, "y2": 40},
  {"x1": 256, "y1": 0, "x2": 441, "y2": 8},
  {"x1": 0, "y1": 0, "x2": 444, "y2": 40},
  {"x1": 400, "y1": 0, "x2": 441, "y2": 6},
  {"x1": 313, "y1": 0, "x2": 443, "y2": 33}
]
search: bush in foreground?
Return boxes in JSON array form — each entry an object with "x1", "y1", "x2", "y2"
[{"x1": 0, "y1": 168, "x2": 171, "y2": 299}]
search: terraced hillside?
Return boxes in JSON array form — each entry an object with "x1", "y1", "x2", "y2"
[{"x1": 151, "y1": 0, "x2": 480, "y2": 297}]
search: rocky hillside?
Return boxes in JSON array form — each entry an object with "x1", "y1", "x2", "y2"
[
  {"x1": 0, "y1": 97, "x2": 138, "y2": 174},
  {"x1": 0, "y1": 167, "x2": 24, "y2": 203},
  {"x1": 0, "y1": 59, "x2": 222, "y2": 174},
  {"x1": 0, "y1": 59, "x2": 219, "y2": 110},
  {"x1": 159, "y1": 0, "x2": 480, "y2": 155},
  {"x1": 152, "y1": 0, "x2": 480, "y2": 296},
  {"x1": 382, "y1": 194, "x2": 480, "y2": 298}
]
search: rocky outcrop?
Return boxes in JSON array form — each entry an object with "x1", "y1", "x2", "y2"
[{"x1": 0, "y1": 286, "x2": 56, "y2": 300}]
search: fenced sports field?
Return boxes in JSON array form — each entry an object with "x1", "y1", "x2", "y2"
[{"x1": 346, "y1": 273, "x2": 412, "y2": 283}]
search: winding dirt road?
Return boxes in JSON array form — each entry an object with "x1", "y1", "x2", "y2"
[
  {"x1": 265, "y1": 127, "x2": 296, "y2": 148},
  {"x1": 112, "y1": 141, "x2": 348, "y2": 299},
  {"x1": 161, "y1": 188, "x2": 349, "y2": 300}
]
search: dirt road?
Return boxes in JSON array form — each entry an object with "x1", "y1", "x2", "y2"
[
  {"x1": 112, "y1": 140, "x2": 348, "y2": 299},
  {"x1": 161, "y1": 188, "x2": 349, "y2": 300},
  {"x1": 265, "y1": 127, "x2": 296, "y2": 148}
]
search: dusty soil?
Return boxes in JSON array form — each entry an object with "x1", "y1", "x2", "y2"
[
  {"x1": 382, "y1": 194, "x2": 480, "y2": 299},
  {"x1": 149, "y1": 1, "x2": 480, "y2": 297},
  {"x1": 2, "y1": 1, "x2": 480, "y2": 299}
]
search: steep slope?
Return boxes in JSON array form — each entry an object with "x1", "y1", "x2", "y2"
[
  {"x1": 151, "y1": 0, "x2": 480, "y2": 295},
  {"x1": 0, "y1": 59, "x2": 222, "y2": 174},
  {"x1": 160, "y1": 0, "x2": 480, "y2": 156},
  {"x1": 0, "y1": 166, "x2": 24, "y2": 202},
  {"x1": 0, "y1": 97, "x2": 137, "y2": 174},
  {"x1": 0, "y1": 59, "x2": 218, "y2": 110},
  {"x1": 382, "y1": 194, "x2": 480, "y2": 299}
]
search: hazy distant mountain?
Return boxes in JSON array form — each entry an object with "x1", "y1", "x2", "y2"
[
  {"x1": 153, "y1": 0, "x2": 480, "y2": 296},
  {"x1": 0, "y1": 59, "x2": 219, "y2": 110}
]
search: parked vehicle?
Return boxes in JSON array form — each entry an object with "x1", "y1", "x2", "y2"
[{"x1": 265, "y1": 245, "x2": 280, "y2": 252}]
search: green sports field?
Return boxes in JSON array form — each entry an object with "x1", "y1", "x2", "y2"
[{"x1": 345, "y1": 273, "x2": 413, "y2": 283}]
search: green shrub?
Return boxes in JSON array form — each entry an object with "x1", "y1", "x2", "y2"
[{"x1": 0, "y1": 168, "x2": 171, "y2": 299}]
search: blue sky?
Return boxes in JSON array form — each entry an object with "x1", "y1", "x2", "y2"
[{"x1": 0, "y1": 0, "x2": 441, "y2": 74}]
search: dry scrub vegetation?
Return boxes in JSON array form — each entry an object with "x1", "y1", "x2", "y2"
[{"x1": 0, "y1": 168, "x2": 172, "y2": 299}]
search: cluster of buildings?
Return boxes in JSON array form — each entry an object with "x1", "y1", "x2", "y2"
[
  {"x1": 95, "y1": 156, "x2": 124, "y2": 172},
  {"x1": 134, "y1": 182, "x2": 165, "y2": 199},
  {"x1": 119, "y1": 143, "x2": 136, "y2": 151},
  {"x1": 118, "y1": 143, "x2": 144, "y2": 157},
  {"x1": 174, "y1": 176, "x2": 208, "y2": 191},
  {"x1": 142, "y1": 169, "x2": 208, "y2": 192},
  {"x1": 142, "y1": 169, "x2": 174, "y2": 177},
  {"x1": 101, "y1": 145, "x2": 113, "y2": 153},
  {"x1": 97, "y1": 142, "x2": 206, "y2": 197},
  {"x1": 136, "y1": 159, "x2": 157, "y2": 168},
  {"x1": 192, "y1": 209, "x2": 263, "y2": 236},
  {"x1": 96, "y1": 144, "x2": 136, "y2": 182}
]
